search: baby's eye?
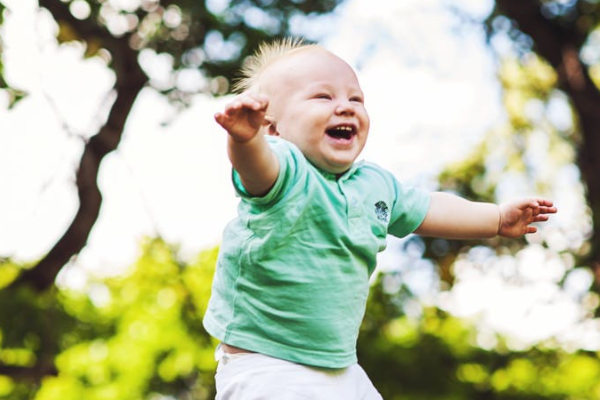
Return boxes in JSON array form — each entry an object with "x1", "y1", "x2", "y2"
[
  {"x1": 350, "y1": 96, "x2": 364, "y2": 103},
  {"x1": 314, "y1": 94, "x2": 332, "y2": 100}
]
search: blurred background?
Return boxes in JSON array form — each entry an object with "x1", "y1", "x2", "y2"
[{"x1": 1, "y1": 0, "x2": 600, "y2": 399}]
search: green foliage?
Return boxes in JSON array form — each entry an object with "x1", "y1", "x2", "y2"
[
  {"x1": 0, "y1": 239, "x2": 219, "y2": 400},
  {"x1": 2, "y1": 239, "x2": 600, "y2": 399},
  {"x1": 3, "y1": 0, "x2": 343, "y2": 108},
  {"x1": 438, "y1": 144, "x2": 495, "y2": 203},
  {"x1": 0, "y1": 260, "x2": 19, "y2": 290},
  {"x1": 359, "y1": 276, "x2": 600, "y2": 400},
  {"x1": 0, "y1": 4, "x2": 26, "y2": 109},
  {"x1": 440, "y1": 54, "x2": 572, "y2": 199},
  {"x1": 43, "y1": 239, "x2": 219, "y2": 400},
  {"x1": 0, "y1": 282, "x2": 79, "y2": 399},
  {"x1": 46, "y1": 0, "x2": 343, "y2": 101}
]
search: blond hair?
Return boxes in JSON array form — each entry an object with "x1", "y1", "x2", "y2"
[{"x1": 233, "y1": 37, "x2": 319, "y2": 93}]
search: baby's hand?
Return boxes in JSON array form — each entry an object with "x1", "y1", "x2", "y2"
[
  {"x1": 214, "y1": 93, "x2": 269, "y2": 143},
  {"x1": 498, "y1": 198, "x2": 557, "y2": 238}
]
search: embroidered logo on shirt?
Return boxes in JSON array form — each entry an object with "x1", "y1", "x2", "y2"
[{"x1": 374, "y1": 201, "x2": 389, "y2": 222}]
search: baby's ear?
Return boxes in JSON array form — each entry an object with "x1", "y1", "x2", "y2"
[{"x1": 264, "y1": 116, "x2": 279, "y2": 136}]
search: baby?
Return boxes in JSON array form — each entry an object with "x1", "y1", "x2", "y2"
[{"x1": 203, "y1": 38, "x2": 557, "y2": 400}]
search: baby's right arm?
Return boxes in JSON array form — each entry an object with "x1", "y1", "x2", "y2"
[{"x1": 214, "y1": 93, "x2": 279, "y2": 196}]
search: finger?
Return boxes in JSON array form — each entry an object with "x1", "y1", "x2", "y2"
[
  {"x1": 214, "y1": 112, "x2": 226, "y2": 126},
  {"x1": 262, "y1": 114, "x2": 275, "y2": 127},
  {"x1": 238, "y1": 96, "x2": 260, "y2": 110},
  {"x1": 239, "y1": 94, "x2": 268, "y2": 111},
  {"x1": 221, "y1": 101, "x2": 243, "y2": 118},
  {"x1": 243, "y1": 91, "x2": 269, "y2": 104},
  {"x1": 536, "y1": 199, "x2": 555, "y2": 208},
  {"x1": 536, "y1": 206, "x2": 557, "y2": 215},
  {"x1": 526, "y1": 226, "x2": 538, "y2": 234}
]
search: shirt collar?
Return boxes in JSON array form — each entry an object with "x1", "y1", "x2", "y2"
[{"x1": 313, "y1": 161, "x2": 363, "y2": 181}]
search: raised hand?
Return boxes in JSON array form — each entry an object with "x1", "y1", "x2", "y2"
[
  {"x1": 214, "y1": 93, "x2": 270, "y2": 143},
  {"x1": 498, "y1": 198, "x2": 557, "y2": 238}
]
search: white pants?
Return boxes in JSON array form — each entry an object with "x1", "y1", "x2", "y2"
[{"x1": 215, "y1": 349, "x2": 384, "y2": 400}]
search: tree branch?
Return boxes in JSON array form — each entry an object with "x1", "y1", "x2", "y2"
[
  {"x1": 15, "y1": 0, "x2": 148, "y2": 291},
  {"x1": 0, "y1": 361, "x2": 57, "y2": 382}
]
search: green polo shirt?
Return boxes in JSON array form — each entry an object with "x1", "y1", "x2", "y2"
[{"x1": 203, "y1": 136, "x2": 430, "y2": 368}]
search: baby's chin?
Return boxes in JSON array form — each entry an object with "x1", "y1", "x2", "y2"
[{"x1": 310, "y1": 159, "x2": 355, "y2": 176}]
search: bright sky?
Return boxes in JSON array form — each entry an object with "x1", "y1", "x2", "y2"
[{"x1": 1, "y1": 0, "x2": 598, "y2": 350}]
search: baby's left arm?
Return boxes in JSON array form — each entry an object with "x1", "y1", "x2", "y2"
[{"x1": 415, "y1": 192, "x2": 557, "y2": 239}]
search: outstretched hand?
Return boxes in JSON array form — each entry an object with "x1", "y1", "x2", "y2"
[
  {"x1": 214, "y1": 93, "x2": 270, "y2": 143},
  {"x1": 498, "y1": 198, "x2": 557, "y2": 238}
]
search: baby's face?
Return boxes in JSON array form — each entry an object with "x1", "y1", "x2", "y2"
[{"x1": 260, "y1": 48, "x2": 370, "y2": 175}]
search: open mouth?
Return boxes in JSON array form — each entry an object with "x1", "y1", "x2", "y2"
[{"x1": 326, "y1": 125, "x2": 356, "y2": 140}]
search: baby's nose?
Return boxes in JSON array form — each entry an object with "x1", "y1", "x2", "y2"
[{"x1": 335, "y1": 100, "x2": 355, "y2": 115}]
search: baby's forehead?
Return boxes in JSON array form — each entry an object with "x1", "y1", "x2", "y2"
[{"x1": 257, "y1": 48, "x2": 354, "y2": 90}]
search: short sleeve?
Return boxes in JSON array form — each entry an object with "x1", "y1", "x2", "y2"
[
  {"x1": 231, "y1": 136, "x2": 305, "y2": 206},
  {"x1": 387, "y1": 178, "x2": 430, "y2": 238}
]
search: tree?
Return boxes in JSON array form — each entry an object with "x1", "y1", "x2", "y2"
[
  {"x1": 416, "y1": 0, "x2": 600, "y2": 318},
  {"x1": 0, "y1": 0, "x2": 344, "y2": 390},
  {"x1": 486, "y1": 0, "x2": 600, "y2": 296},
  {"x1": 0, "y1": 0, "x2": 343, "y2": 293}
]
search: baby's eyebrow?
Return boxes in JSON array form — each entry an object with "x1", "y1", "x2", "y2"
[
  {"x1": 306, "y1": 82, "x2": 363, "y2": 93},
  {"x1": 306, "y1": 81, "x2": 332, "y2": 90}
]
